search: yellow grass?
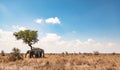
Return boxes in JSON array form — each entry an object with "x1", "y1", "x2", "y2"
[{"x1": 0, "y1": 54, "x2": 120, "y2": 70}]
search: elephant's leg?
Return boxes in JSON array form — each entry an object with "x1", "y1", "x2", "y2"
[
  {"x1": 40, "y1": 53, "x2": 42, "y2": 58},
  {"x1": 35, "y1": 54, "x2": 38, "y2": 58},
  {"x1": 38, "y1": 51, "x2": 41, "y2": 58},
  {"x1": 42, "y1": 50, "x2": 44, "y2": 57},
  {"x1": 40, "y1": 52, "x2": 42, "y2": 58},
  {"x1": 37, "y1": 52, "x2": 40, "y2": 58},
  {"x1": 30, "y1": 51, "x2": 34, "y2": 58},
  {"x1": 29, "y1": 52, "x2": 32, "y2": 58},
  {"x1": 37, "y1": 53, "x2": 39, "y2": 58},
  {"x1": 34, "y1": 51, "x2": 39, "y2": 58},
  {"x1": 39, "y1": 52, "x2": 41, "y2": 58}
]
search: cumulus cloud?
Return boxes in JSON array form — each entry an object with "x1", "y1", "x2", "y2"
[
  {"x1": 40, "y1": 33, "x2": 61, "y2": 42},
  {"x1": 45, "y1": 17, "x2": 60, "y2": 24},
  {"x1": 35, "y1": 33, "x2": 120, "y2": 53},
  {"x1": 84, "y1": 38, "x2": 95, "y2": 45},
  {"x1": 12, "y1": 25, "x2": 27, "y2": 31},
  {"x1": 107, "y1": 43, "x2": 116, "y2": 47},
  {"x1": 0, "y1": 29, "x2": 13, "y2": 41},
  {"x1": 34, "y1": 17, "x2": 61, "y2": 24},
  {"x1": 0, "y1": 29, "x2": 29, "y2": 53},
  {"x1": 34, "y1": 18, "x2": 43, "y2": 24},
  {"x1": 0, "y1": 29, "x2": 119, "y2": 53}
]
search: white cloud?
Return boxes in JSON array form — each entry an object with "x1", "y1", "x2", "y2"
[
  {"x1": 0, "y1": 29, "x2": 119, "y2": 53},
  {"x1": 84, "y1": 38, "x2": 95, "y2": 45},
  {"x1": 40, "y1": 33, "x2": 61, "y2": 42},
  {"x1": 12, "y1": 25, "x2": 27, "y2": 31},
  {"x1": 45, "y1": 17, "x2": 60, "y2": 24},
  {"x1": 107, "y1": 43, "x2": 116, "y2": 47},
  {"x1": 0, "y1": 29, "x2": 29, "y2": 53},
  {"x1": 88, "y1": 38, "x2": 95, "y2": 43},
  {"x1": 34, "y1": 18, "x2": 43, "y2": 24},
  {"x1": 35, "y1": 33, "x2": 120, "y2": 53},
  {"x1": 94, "y1": 42, "x2": 102, "y2": 47},
  {"x1": 34, "y1": 17, "x2": 61, "y2": 24},
  {"x1": 0, "y1": 29, "x2": 13, "y2": 41}
]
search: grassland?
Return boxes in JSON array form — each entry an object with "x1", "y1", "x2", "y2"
[{"x1": 0, "y1": 54, "x2": 120, "y2": 70}]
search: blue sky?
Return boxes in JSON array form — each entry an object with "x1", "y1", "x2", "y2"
[{"x1": 0, "y1": 0, "x2": 120, "y2": 53}]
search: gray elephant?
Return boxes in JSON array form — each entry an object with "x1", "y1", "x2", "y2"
[
  {"x1": 25, "y1": 50, "x2": 34, "y2": 58},
  {"x1": 25, "y1": 48, "x2": 44, "y2": 58},
  {"x1": 33, "y1": 48, "x2": 44, "y2": 58}
]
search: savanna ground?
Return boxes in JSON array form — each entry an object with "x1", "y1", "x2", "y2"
[{"x1": 0, "y1": 53, "x2": 120, "y2": 70}]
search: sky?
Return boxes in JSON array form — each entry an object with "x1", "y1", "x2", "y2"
[{"x1": 0, "y1": 0, "x2": 120, "y2": 53}]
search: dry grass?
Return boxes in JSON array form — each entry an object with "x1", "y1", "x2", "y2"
[{"x1": 0, "y1": 54, "x2": 120, "y2": 70}]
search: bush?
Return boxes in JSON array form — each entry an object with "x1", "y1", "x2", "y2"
[
  {"x1": 1, "y1": 50, "x2": 5, "y2": 56},
  {"x1": 8, "y1": 48, "x2": 23, "y2": 61},
  {"x1": 112, "y1": 52, "x2": 116, "y2": 55},
  {"x1": 79, "y1": 52, "x2": 81, "y2": 55},
  {"x1": 93, "y1": 51, "x2": 99, "y2": 55},
  {"x1": 65, "y1": 51, "x2": 69, "y2": 55}
]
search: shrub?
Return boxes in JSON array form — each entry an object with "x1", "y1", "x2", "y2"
[
  {"x1": 112, "y1": 52, "x2": 116, "y2": 55},
  {"x1": 79, "y1": 52, "x2": 81, "y2": 55},
  {"x1": 8, "y1": 48, "x2": 23, "y2": 61},
  {"x1": 65, "y1": 51, "x2": 69, "y2": 55},
  {"x1": 93, "y1": 51, "x2": 99, "y2": 55},
  {"x1": 62, "y1": 52, "x2": 65, "y2": 55},
  {"x1": 1, "y1": 50, "x2": 5, "y2": 56}
]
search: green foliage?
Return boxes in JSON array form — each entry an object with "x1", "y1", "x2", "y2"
[
  {"x1": 9, "y1": 48, "x2": 23, "y2": 61},
  {"x1": 1, "y1": 50, "x2": 5, "y2": 56},
  {"x1": 13, "y1": 30, "x2": 39, "y2": 49}
]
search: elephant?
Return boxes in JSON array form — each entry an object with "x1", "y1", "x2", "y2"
[
  {"x1": 25, "y1": 48, "x2": 44, "y2": 58},
  {"x1": 33, "y1": 48, "x2": 44, "y2": 58},
  {"x1": 25, "y1": 50, "x2": 34, "y2": 58}
]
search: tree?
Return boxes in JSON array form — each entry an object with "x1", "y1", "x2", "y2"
[{"x1": 13, "y1": 30, "x2": 39, "y2": 50}]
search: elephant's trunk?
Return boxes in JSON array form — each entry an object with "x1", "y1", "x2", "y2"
[{"x1": 25, "y1": 50, "x2": 30, "y2": 58}]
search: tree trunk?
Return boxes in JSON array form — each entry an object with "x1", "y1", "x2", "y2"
[
  {"x1": 28, "y1": 43, "x2": 32, "y2": 50},
  {"x1": 30, "y1": 45, "x2": 32, "y2": 50}
]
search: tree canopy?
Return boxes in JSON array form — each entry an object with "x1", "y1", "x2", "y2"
[{"x1": 13, "y1": 30, "x2": 39, "y2": 50}]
